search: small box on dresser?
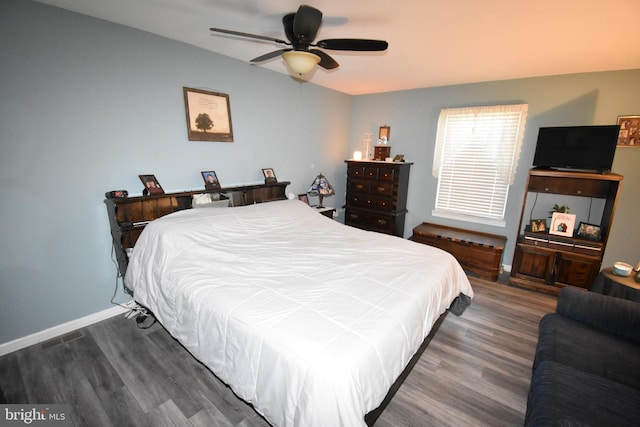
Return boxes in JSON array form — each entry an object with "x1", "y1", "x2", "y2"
[{"x1": 412, "y1": 222, "x2": 507, "y2": 282}]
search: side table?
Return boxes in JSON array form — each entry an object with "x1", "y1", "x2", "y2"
[
  {"x1": 316, "y1": 207, "x2": 336, "y2": 219},
  {"x1": 590, "y1": 267, "x2": 640, "y2": 302}
]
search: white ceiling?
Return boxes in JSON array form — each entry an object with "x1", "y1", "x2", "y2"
[{"x1": 35, "y1": 0, "x2": 640, "y2": 95}]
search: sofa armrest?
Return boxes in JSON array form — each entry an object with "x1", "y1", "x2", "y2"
[{"x1": 557, "y1": 287, "x2": 640, "y2": 344}]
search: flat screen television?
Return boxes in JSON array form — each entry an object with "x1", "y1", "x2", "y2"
[{"x1": 532, "y1": 125, "x2": 620, "y2": 172}]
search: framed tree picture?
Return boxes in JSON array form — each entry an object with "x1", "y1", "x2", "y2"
[{"x1": 183, "y1": 87, "x2": 234, "y2": 142}]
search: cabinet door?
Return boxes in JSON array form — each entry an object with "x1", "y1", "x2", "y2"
[
  {"x1": 554, "y1": 253, "x2": 600, "y2": 289},
  {"x1": 513, "y1": 244, "x2": 555, "y2": 283}
]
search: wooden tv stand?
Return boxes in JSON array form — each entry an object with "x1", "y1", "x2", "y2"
[{"x1": 510, "y1": 169, "x2": 622, "y2": 295}]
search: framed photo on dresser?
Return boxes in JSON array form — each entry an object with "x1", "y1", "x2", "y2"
[
  {"x1": 201, "y1": 170, "x2": 221, "y2": 190},
  {"x1": 262, "y1": 168, "x2": 277, "y2": 183},
  {"x1": 138, "y1": 174, "x2": 164, "y2": 195},
  {"x1": 549, "y1": 212, "x2": 576, "y2": 237}
]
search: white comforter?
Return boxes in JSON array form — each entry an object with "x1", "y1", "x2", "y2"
[{"x1": 125, "y1": 199, "x2": 473, "y2": 427}]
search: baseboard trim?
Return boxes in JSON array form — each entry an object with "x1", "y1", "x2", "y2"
[{"x1": 0, "y1": 305, "x2": 129, "y2": 357}]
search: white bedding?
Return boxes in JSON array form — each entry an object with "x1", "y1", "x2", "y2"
[{"x1": 125, "y1": 199, "x2": 473, "y2": 426}]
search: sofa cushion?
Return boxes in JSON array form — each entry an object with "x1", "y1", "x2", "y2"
[
  {"x1": 557, "y1": 287, "x2": 640, "y2": 344},
  {"x1": 525, "y1": 360, "x2": 640, "y2": 427},
  {"x1": 534, "y1": 313, "x2": 640, "y2": 390}
]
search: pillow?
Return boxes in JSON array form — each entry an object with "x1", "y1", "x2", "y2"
[{"x1": 192, "y1": 193, "x2": 230, "y2": 208}]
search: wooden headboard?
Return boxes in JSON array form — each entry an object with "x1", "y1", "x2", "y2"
[{"x1": 105, "y1": 181, "x2": 290, "y2": 277}]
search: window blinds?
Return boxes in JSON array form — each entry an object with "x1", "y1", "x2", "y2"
[{"x1": 432, "y1": 104, "x2": 528, "y2": 224}]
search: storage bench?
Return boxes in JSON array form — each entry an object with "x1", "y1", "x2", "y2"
[{"x1": 411, "y1": 222, "x2": 506, "y2": 281}]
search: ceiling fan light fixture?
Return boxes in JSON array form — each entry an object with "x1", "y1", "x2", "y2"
[{"x1": 282, "y1": 51, "x2": 320, "y2": 75}]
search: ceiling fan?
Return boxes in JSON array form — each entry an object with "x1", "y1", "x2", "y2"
[{"x1": 210, "y1": 4, "x2": 388, "y2": 75}]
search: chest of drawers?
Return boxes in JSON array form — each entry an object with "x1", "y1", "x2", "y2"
[{"x1": 344, "y1": 160, "x2": 412, "y2": 237}]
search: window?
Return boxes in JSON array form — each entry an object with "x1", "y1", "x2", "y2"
[{"x1": 432, "y1": 104, "x2": 528, "y2": 227}]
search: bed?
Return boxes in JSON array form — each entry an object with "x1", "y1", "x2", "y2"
[{"x1": 124, "y1": 198, "x2": 473, "y2": 426}]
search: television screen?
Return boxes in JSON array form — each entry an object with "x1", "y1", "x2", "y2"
[{"x1": 532, "y1": 125, "x2": 620, "y2": 172}]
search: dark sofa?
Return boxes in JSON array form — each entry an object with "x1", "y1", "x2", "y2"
[{"x1": 525, "y1": 287, "x2": 640, "y2": 426}]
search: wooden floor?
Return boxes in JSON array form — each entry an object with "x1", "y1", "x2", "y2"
[{"x1": 0, "y1": 276, "x2": 556, "y2": 426}]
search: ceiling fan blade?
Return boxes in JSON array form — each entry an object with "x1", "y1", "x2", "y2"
[
  {"x1": 310, "y1": 49, "x2": 339, "y2": 70},
  {"x1": 316, "y1": 39, "x2": 388, "y2": 51},
  {"x1": 250, "y1": 49, "x2": 292, "y2": 63},
  {"x1": 282, "y1": 13, "x2": 295, "y2": 43},
  {"x1": 293, "y1": 5, "x2": 322, "y2": 41},
  {"x1": 210, "y1": 27, "x2": 289, "y2": 45}
]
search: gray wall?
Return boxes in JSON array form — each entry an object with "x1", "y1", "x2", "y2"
[
  {"x1": 0, "y1": 0, "x2": 351, "y2": 344},
  {"x1": 350, "y1": 71, "x2": 640, "y2": 269},
  {"x1": 2, "y1": 0, "x2": 639, "y2": 346}
]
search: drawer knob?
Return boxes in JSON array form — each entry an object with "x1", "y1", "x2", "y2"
[
  {"x1": 377, "y1": 186, "x2": 385, "y2": 192},
  {"x1": 377, "y1": 219, "x2": 387, "y2": 225}
]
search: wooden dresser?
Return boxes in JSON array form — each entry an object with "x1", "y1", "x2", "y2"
[
  {"x1": 344, "y1": 160, "x2": 412, "y2": 237},
  {"x1": 412, "y1": 222, "x2": 507, "y2": 281}
]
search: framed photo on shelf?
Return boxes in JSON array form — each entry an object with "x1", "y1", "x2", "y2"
[
  {"x1": 549, "y1": 212, "x2": 576, "y2": 237},
  {"x1": 576, "y1": 222, "x2": 602, "y2": 241},
  {"x1": 378, "y1": 125, "x2": 390, "y2": 142},
  {"x1": 138, "y1": 174, "x2": 164, "y2": 195},
  {"x1": 262, "y1": 168, "x2": 277, "y2": 183},
  {"x1": 530, "y1": 219, "x2": 546, "y2": 233},
  {"x1": 616, "y1": 115, "x2": 640, "y2": 147},
  {"x1": 201, "y1": 170, "x2": 221, "y2": 190},
  {"x1": 183, "y1": 87, "x2": 234, "y2": 142}
]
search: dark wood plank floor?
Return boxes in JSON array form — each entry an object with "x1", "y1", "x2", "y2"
[{"x1": 0, "y1": 276, "x2": 556, "y2": 426}]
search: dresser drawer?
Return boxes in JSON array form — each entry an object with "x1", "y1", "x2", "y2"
[
  {"x1": 370, "y1": 181, "x2": 393, "y2": 196},
  {"x1": 528, "y1": 175, "x2": 611, "y2": 197},
  {"x1": 364, "y1": 167, "x2": 378, "y2": 179},
  {"x1": 348, "y1": 179, "x2": 393, "y2": 196},
  {"x1": 348, "y1": 166, "x2": 366, "y2": 179},
  {"x1": 346, "y1": 193, "x2": 393, "y2": 211},
  {"x1": 345, "y1": 209, "x2": 396, "y2": 234},
  {"x1": 378, "y1": 168, "x2": 395, "y2": 182},
  {"x1": 348, "y1": 180, "x2": 369, "y2": 193}
]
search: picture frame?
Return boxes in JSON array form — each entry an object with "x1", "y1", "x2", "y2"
[
  {"x1": 138, "y1": 174, "x2": 164, "y2": 195},
  {"x1": 616, "y1": 115, "x2": 640, "y2": 147},
  {"x1": 298, "y1": 194, "x2": 309, "y2": 204},
  {"x1": 262, "y1": 168, "x2": 277, "y2": 183},
  {"x1": 201, "y1": 170, "x2": 221, "y2": 190},
  {"x1": 392, "y1": 154, "x2": 405, "y2": 162},
  {"x1": 530, "y1": 219, "x2": 546, "y2": 233},
  {"x1": 183, "y1": 87, "x2": 234, "y2": 142},
  {"x1": 378, "y1": 125, "x2": 390, "y2": 141},
  {"x1": 576, "y1": 222, "x2": 602, "y2": 241},
  {"x1": 549, "y1": 212, "x2": 576, "y2": 237}
]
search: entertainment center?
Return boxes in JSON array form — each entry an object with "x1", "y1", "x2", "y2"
[{"x1": 510, "y1": 168, "x2": 623, "y2": 294}]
